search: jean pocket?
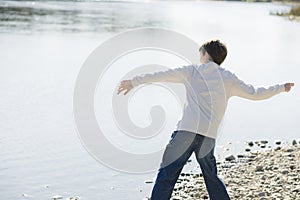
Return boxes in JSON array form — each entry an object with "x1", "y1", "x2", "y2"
[{"x1": 168, "y1": 130, "x2": 178, "y2": 143}]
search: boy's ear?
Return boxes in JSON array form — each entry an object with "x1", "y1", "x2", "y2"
[{"x1": 205, "y1": 52, "x2": 212, "y2": 60}]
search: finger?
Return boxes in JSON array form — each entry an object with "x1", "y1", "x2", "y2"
[
  {"x1": 124, "y1": 88, "x2": 132, "y2": 95},
  {"x1": 117, "y1": 87, "x2": 122, "y2": 93},
  {"x1": 117, "y1": 87, "x2": 125, "y2": 95}
]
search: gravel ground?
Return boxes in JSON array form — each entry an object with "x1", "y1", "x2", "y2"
[{"x1": 171, "y1": 141, "x2": 300, "y2": 200}]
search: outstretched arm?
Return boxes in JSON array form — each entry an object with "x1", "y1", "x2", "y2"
[
  {"x1": 117, "y1": 65, "x2": 191, "y2": 95},
  {"x1": 230, "y1": 74, "x2": 294, "y2": 100}
]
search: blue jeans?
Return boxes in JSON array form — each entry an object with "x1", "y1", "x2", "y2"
[{"x1": 150, "y1": 130, "x2": 230, "y2": 200}]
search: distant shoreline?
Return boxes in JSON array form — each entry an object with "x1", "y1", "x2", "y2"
[
  {"x1": 272, "y1": 2, "x2": 300, "y2": 21},
  {"x1": 220, "y1": 0, "x2": 299, "y2": 2},
  {"x1": 221, "y1": 0, "x2": 300, "y2": 21}
]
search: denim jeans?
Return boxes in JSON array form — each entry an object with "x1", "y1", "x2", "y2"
[{"x1": 150, "y1": 130, "x2": 230, "y2": 200}]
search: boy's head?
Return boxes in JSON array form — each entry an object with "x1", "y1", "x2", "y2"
[{"x1": 199, "y1": 40, "x2": 227, "y2": 65}]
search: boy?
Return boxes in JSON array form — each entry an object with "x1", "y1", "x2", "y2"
[{"x1": 117, "y1": 40, "x2": 294, "y2": 200}]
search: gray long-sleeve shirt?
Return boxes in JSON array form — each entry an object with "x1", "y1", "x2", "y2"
[{"x1": 130, "y1": 61, "x2": 285, "y2": 139}]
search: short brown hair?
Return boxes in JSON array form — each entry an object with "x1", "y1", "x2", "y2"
[{"x1": 199, "y1": 40, "x2": 227, "y2": 65}]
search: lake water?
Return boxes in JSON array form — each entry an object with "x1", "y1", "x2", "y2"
[{"x1": 0, "y1": 0, "x2": 300, "y2": 199}]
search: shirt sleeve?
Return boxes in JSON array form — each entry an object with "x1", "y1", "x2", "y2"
[
  {"x1": 130, "y1": 65, "x2": 192, "y2": 87},
  {"x1": 230, "y1": 73, "x2": 285, "y2": 100}
]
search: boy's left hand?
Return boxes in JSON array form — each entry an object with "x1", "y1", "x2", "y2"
[{"x1": 284, "y1": 83, "x2": 295, "y2": 92}]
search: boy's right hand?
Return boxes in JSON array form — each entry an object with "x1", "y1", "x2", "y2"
[
  {"x1": 284, "y1": 83, "x2": 295, "y2": 92},
  {"x1": 117, "y1": 80, "x2": 134, "y2": 95}
]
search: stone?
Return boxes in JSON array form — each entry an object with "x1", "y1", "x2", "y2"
[
  {"x1": 255, "y1": 166, "x2": 264, "y2": 172},
  {"x1": 237, "y1": 154, "x2": 245, "y2": 158},
  {"x1": 51, "y1": 196, "x2": 63, "y2": 200},
  {"x1": 275, "y1": 146, "x2": 281, "y2": 151},
  {"x1": 261, "y1": 175, "x2": 267, "y2": 180},
  {"x1": 247, "y1": 141, "x2": 254, "y2": 147},
  {"x1": 258, "y1": 191, "x2": 265, "y2": 197},
  {"x1": 292, "y1": 187, "x2": 300, "y2": 193},
  {"x1": 171, "y1": 195, "x2": 182, "y2": 200},
  {"x1": 286, "y1": 149, "x2": 294, "y2": 152},
  {"x1": 225, "y1": 155, "x2": 236, "y2": 162},
  {"x1": 67, "y1": 197, "x2": 80, "y2": 200},
  {"x1": 290, "y1": 165, "x2": 296, "y2": 170},
  {"x1": 144, "y1": 180, "x2": 153, "y2": 184}
]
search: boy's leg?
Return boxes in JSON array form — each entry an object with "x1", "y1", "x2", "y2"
[
  {"x1": 194, "y1": 136, "x2": 231, "y2": 200},
  {"x1": 150, "y1": 130, "x2": 196, "y2": 200}
]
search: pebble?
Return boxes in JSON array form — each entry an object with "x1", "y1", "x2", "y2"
[
  {"x1": 237, "y1": 154, "x2": 245, "y2": 158},
  {"x1": 286, "y1": 148, "x2": 294, "y2": 153},
  {"x1": 144, "y1": 180, "x2": 153, "y2": 184},
  {"x1": 21, "y1": 193, "x2": 32, "y2": 198},
  {"x1": 67, "y1": 197, "x2": 80, "y2": 200},
  {"x1": 51, "y1": 195, "x2": 63, "y2": 200},
  {"x1": 171, "y1": 142, "x2": 300, "y2": 199},
  {"x1": 275, "y1": 146, "x2": 281, "y2": 151},
  {"x1": 171, "y1": 195, "x2": 182, "y2": 200},
  {"x1": 258, "y1": 192, "x2": 265, "y2": 197},
  {"x1": 292, "y1": 187, "x2": 300, "y2": 193},
  {"x1": 255, "y1": 166, "x2": 264, "y2": 172},
  {"x1": 246, "y1": 141, "x2": 254, "y2": 147},
  {"x1": 225, "y1": 155, "x2": 236, "y2": 162}
]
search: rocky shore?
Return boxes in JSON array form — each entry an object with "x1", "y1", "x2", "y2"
[{"x1": 171, "y1": 140, "x2": 300, "y2": 200}]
